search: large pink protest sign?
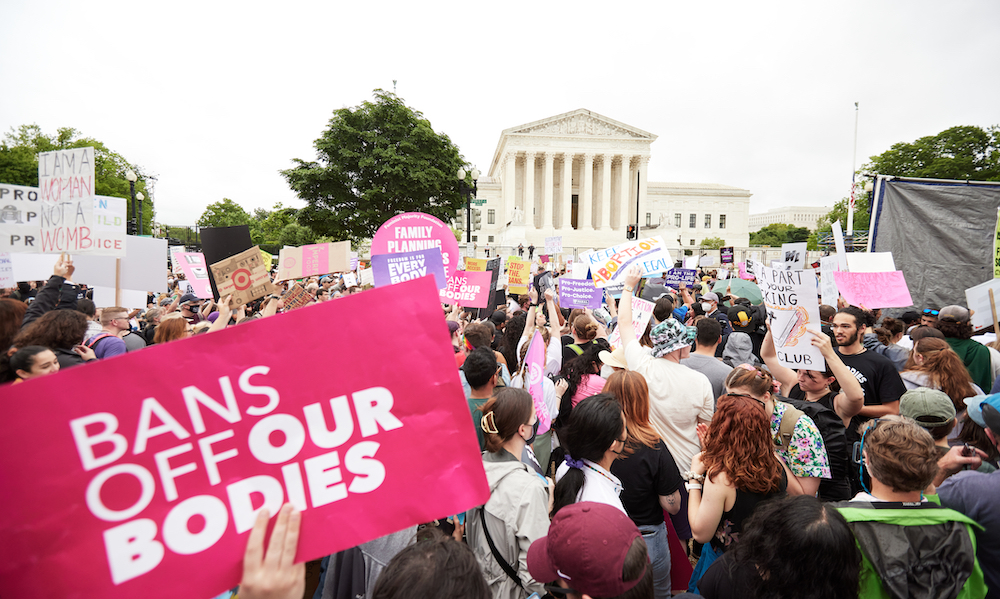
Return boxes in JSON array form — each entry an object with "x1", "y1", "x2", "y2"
[
  {"x1": 371, "y1": 212, "x2": 460, "y2": 277},
  {"x1": 440, "y1": 270, "x2": 492, "y2": 308},
  {"x1": 176, "y1": 252, "x2": 213, "y2": 299},
  {"x1": 0, "y1": 277, "x2": 488, "y2": 599},
  {"x1": 833, "y1": 270, "x2": 914, "y2": 309}
]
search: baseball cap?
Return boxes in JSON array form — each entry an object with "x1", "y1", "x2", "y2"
[
  {"x1": 179, "y1": 293, "x2": 201, "y2": 305},
  {"x1": 938, "y1": 305, "x2": 970, "y2": 323},
  {"x1": 527, "y1": 502, "x2": 645, "y2": 598},
  {"x1": 965, "y1": 394, "x2": 1000, "y2": 434},
  {"x1": 651, "y1": 319, "x2": 695, "y2": 358},
  {"x1": 728, "y1": 305, "x2": 753, "y2": 330},
  {"x1": 702, "y1": 292, "x2": 720, "y2": 303},
  {"x1": 899, "y1": 388, "x2": 956, "y2": 428}
]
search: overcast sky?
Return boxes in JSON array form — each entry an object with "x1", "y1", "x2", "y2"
[{"x1": 2, "y1": 1, "x2": 998, "y2": 226}]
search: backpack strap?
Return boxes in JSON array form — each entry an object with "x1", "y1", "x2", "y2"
[
  {"x1": 479, "y1": 508, "x2": 525, "y2": 590},
  {"x1": 568, "y1": 343, "x2": 584, "y2": 356},
  {"x1": 776, "y1": 401, "x2": 804, "y2": 449},
  {"x1": 85, "y1": 333, "x2": 115, "y2": 349}
]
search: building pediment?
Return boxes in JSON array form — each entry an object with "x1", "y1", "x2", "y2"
[{"x1": 506, "y1": 109, "x2": 657, "y2": 140}]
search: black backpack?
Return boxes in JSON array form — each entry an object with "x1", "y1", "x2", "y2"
[{"x1": 777, "y1": 397, "x2": 852, "y2": 501}]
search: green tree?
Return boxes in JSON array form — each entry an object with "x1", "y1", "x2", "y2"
[
  {"x1": 0, "y1": 124, "x2": 156, "y2": 234},
  {"x1": 700, "y1": 236, "x2": 726, "y2": 249},
  {"x1": 196, "y1": 198, "x2": 252, "y2": 228},
  {"x1": 749, "y1": 224, "x2": 811, "y2": 247},
  {"x1": 816, "y1": 193, "x2": 870, "y2": 234},
  {"x1": 282, "y1": 90, "x2": 466, "y2": 243},
  {"x1": 860, "y1": 125, "x2": 1000, "y2": 181}
]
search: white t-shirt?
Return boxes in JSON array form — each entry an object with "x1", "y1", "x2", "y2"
[
  {"x1": 555, "y1": 458, "x2": 626, "y2": 514},
  {"x1": 624, "y1": 341, "x2": 715, "y2": 472}
]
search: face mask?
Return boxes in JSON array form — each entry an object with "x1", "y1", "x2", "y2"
[
  {"x1": 600, "y1": 364, "x2": 615, "y2": 379},
  {"x1": 524, "y1": 420, "x2": 539, "y2": 445},
  {"x1": 701, "y1": 302, "x2": 712, "y2": 313}
]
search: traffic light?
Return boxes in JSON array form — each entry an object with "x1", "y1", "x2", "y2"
[
  {"x1": 472, "y1": 208, "x2": 482, "y2": 230},
  {"x1": 626, "y1": 224, "x2": 636, "y2": 239}
]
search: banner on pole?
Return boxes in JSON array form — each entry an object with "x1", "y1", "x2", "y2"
[{"x1": 0, "y1": 277, "x2": 488, "y2": 599}]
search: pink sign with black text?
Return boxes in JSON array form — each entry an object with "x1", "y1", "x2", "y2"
[{"x1": 0, "y1": 277, "x2": 488, "y2": 599}]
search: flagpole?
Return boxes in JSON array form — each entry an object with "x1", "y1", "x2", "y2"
[{"x1": 847, "y1": 102, "x2": 859, "y2": 236}]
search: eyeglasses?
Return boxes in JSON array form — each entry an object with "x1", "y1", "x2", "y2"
[
  {"x1": 544, "y1": 584, "x2": 578, "y2": 598},
  {"x1": 922, "y1": 309, "x2": 939, "y2": 316}
]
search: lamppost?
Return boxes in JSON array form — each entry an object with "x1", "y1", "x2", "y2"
[
  {"x1": 457, "y1": 167, "x2": 480, "y2": 243},
  {"x1": 125, "y1": 169, "x2": 138, "y2": 235},
  {"x1": 136, "y1": 191, "x2": 145, "y2": 236}
]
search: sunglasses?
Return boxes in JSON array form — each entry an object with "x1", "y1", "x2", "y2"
[
  {"x1": 922, "y1": 309, "x2": 939, "y2": 316},
  {"x1": 725, "y1": 392, "x2": 767, "y2": 408},
  {"x1": 544, "y1": 584, "x2": 578, "y2": 598}
]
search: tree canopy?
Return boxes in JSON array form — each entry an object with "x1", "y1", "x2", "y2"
[
  {"x1": 0, "y1": 124, "x2": 156, "y2": 233},
  {"x1": 700, "y1": 236, "x2": 727, "y2": 249},
  {"x1": 749, "y1": 223, "x2": 810, "y2": 247},
  {"x1": 196, "y1": 198, "x2": 251, "y2": 228},
  {"x1": 860, "y1": 125, "x2": 1000, "y2": 182},
  {"x1": 195, "y1": 200, "x2": 318, "y2": 254},
  {"x1": 281, "y1": 90, "x2": 467, "y2": 243}
]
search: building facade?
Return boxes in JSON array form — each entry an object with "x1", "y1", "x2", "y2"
[
  {"x1": 748, "y1": 205, "x2": 829, "y2": 232},
  {"x1": 470, "y1": 109, "x2": 751, "y2": 252}
]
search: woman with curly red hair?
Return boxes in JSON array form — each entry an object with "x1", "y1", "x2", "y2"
[{"x1": 685, "y1": 391, "x2": 800, "y2": 592}]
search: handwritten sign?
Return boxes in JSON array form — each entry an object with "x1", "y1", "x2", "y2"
[
  {"x1": 371, "y1": 212, "x2": 460, "y2": 277},
  {"x1": 507, "y1": 258, "x2": 531, "y2": 294},
  {"x1": 465, "y1": 257, "x2": 488, "y2": 272},
  {"x1": 559, "y1": 278, "x2": 602, "y2": 309},
  {"x1": 580, "y1": 236, "x2": 672, "y2": 288},
  {"x1": 359, "y1": 267, "x2": 374, "y2": 287},
  {"x1": 754, "y1": 262, "x2": 825, "y2": 372},
  {"x1": 342, "y1": 272, "x2": 358, "y2": 287},
  {"x1": 721, "y1": 246, "x2": 734, "y2": 264},
  {"x1": 275, "y1": 241, "x2": 350, "y2": 282},
  {"x1": 211, "y1": 246, "x2": 277, "y2": 306},
  {"x1": 545, "y1": 236, "x2": 562, "y2": 254},
  {"x1": 177, "y1": 252, "x2": 213, "y2": 299},
  {"x1": 780, "y1": 242, "x2": 807, "y2": 270},
  {"x1": 0, "y1": 252, "x2": 12, "y2": 287},
  {"x1": 371, "y1": 248, "x2": 446, "y2": 290},
  {"x1": 37, "y1": 147, "x2": 96, "y2": 253},
  {"x1": 281, "y1": 282, "x2": 314, "y2": 310},
  {"x1": 819, "y1": 255, "x2": 839, "y2": 307},
  {"x1": 833, "y1": 271, "x2": 914, "y2": 309},
  {"x1": 608, "y1": 297, "x2": 655, "y2": 350},
  {"x1": 440, "y1": 270, "x2": 492, "y2": 307},
  {"x1": 662, "y1": 268, "x2": 698, "y2": 287},
  {"x1": 0, "y1": 276, "x2": 488, "y2": 599}
]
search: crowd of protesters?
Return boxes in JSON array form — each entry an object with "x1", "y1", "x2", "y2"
[{"x1": 3, "y1": 251, "x2": 1000, "y2": 599}]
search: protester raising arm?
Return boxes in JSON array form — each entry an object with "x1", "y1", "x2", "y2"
[
  {"x1": 616, "y1": 265, "x2": 643, "y2": 349},
  {"x1": 208, "y1": 296, "x2": 234, "y2": 333},
  {"x1": 22, "y1": 253, "x2": 78, "y2": 329}
]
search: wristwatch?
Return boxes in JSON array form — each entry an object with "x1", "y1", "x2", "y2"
[{"x1": 623, "y1": 285, "x2": 634, "y2": 293}]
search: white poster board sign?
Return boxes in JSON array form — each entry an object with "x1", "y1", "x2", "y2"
[
  {"x1": 965, "y1": 278, "x2": 1000, "y2": 332},
  {"x1": 820, "y1": 255, "x2": 840, "y2": 307},
  {"x1": 846, "y1": 252, "x2": 895, "y2": 273},
  {"x1": 544, "y1": 236, "x2": 562, "y2": 254},
  {"x1": 780, "y1": 242, "x2": 808, "y2": 270},
  {"x1": 754, "y1": 262, "x2": 825, "y2": 372},
  {"x1": 832, "y1": 221, "x2": 848, "y2": 271},
  {"x1": 37, "y1": 147, "x2": 96, "y2": 254},
  {"x1": 608, "y1": 297, "x2": 655, "y2": 350},
  {"x1": 0, "y1": 253, "x2": 13, "y2": 288}
]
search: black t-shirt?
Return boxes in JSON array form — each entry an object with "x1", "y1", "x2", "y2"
[
  {"x1": 610, "y1": 439, "x2": 683, "y2": 526},
  {"x1": 698, "y1": 552, "x2": 758, "y2": 599},
  {"x1": 835, "y1": 348, "x2": 906, "y2": 407}
]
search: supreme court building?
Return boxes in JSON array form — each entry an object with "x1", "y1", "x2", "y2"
[{"x1": 471, "y1": 109, "x2": 751, "y2": 252}]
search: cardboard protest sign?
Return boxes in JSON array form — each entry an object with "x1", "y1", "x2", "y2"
[
  {"x1": 819, "y1": 255, "x2": 840, "y2": 307},
  {"x1": 780, "y1": 242, "x2": 807, "y2": 270},
  {"x1": 663, "y1": 268, "x2": 698, "y2": 287},
  {"x1": 440, "y1": 270, "x2": 492, "y2": 308},
  {"x1": 559, "y1": 277, "x2": 602, "y2": 309},
  {"x1": 465, "y1": 257, "x2": 488, "y2": 272},
  {"x1": 281, "y1": 282, "x2": 314, "y2": 310},
  {"x1": 275, "y1": 241, "x2": 350, "y2": 282},
  {"x1": 371, "y1": 247, "x2": 447, "y2": 290},
  {"x1": 359, "y1": 267, "x2": 374, "y2": 287},
  {"x1": 201, "y1": 226, "x2": 254, "y2": 300},
  {"x1": 580, "y1": 236, "x2": 672, "y2": 288},
  {"x1": 965, "y1": 278, "x2": 1000, "y2": 331},
  {"x1": 507, "y1": 257, "x2": 531, "y2": 294},
  {"x1": 754, "y1": 262, "x2": 825, "y2": 372},
  {"x1": 0, "y1": 276, "x2": 488, "y2": 599},
  {"x1": 37, "y1": 147, "x2": 96, "y2": 253},
  {"x1": 210, "y1": 246, "x2": 277, "y2": 306},
  {"x1": 177, "y1": 252, "x2": 213, "y2": 299},
  {"x1": 545, "y1": 236, "x2": 562, "y2": 254},
  {"x1": 370, "y1": 212, "x2": 460, "y2": 277},
  {"x1": 833, "y1": 271, "x2": 914, "y2": 309},
  {"x1": 608, "y1": 297, "x2": 655, "y2": 350},
  {"x1": 846, "y1": 252, "x2": 895, "y2": 273},
  {"x1": 721, "y1": 246, "x2": 734, "y2": 264}
]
